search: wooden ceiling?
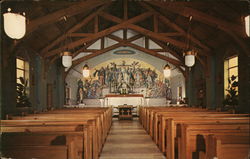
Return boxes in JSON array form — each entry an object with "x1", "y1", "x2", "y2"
[{"x1": 2, "y1": 0, "x2": 250, "y2": 76}]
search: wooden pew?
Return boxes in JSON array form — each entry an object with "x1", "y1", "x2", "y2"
[
  {"x1": 165, "y1": 117, "x2": 250, "y2": 159},
  {"x1": 180, "y1": 123, "x2": 250, "y2": 159},
  {"x1": 200, "y1": 135, "x2": 250, "y2": 159},
  {"x1": 1, "y1": 123, "x2": 89, "y2": 159},
  {"x1": 139, "y1": 106, "x2": 250, "y2": 159},
  {"x1": 1, "y1": 107, "x2": 112, "y2": 159}
]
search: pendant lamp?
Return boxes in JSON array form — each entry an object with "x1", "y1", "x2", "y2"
[
  {"x1": 245, "y1": 15, "x2": 250, "y2": 37},
  {"x1": 82, "y1": 64, "x2": 90, "y2": 78},
  {"x1": 183, "y1": 16, "x2": 197, "y2": 67},
  {"x1": 62, "y1": 51, "x2": 72, "y2": 68},
  {"x1": 164, "y1": 64, "x2": 171, "y2": 78},
  {"x1": 3, "y1": 8, "x2": 26, "y2": 39}
]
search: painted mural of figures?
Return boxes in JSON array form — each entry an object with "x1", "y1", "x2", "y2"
[
  {"x1": 77, "y1": 79, "x2": 84, "y2": 103},
  {"x1": 79, "y1": 61, "x2": 169, "y2": 98},
  {"x1": 93, "y1": 67, "x2": 106, "y2": 86}
]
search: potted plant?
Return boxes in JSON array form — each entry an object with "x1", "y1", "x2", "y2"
[
  {"x1": 223, "y1": 75, "x2": 238, "y2": 112},
  {"x1": 16, "y1": 77, "x2": 31, "y2": 107}
]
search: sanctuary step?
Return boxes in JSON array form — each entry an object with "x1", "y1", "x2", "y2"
[{"x1": 99, "y1": 118, "x2": 166, "y2": 159}]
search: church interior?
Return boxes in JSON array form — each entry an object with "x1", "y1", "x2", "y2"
[{"x1": 0, "y1": 0, "x2": 250, "y2": 159}]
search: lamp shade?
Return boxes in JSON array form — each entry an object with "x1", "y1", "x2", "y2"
[
  {"x1": 163, "y1": 64, "x2": 171, "y2": 78},
  {"x1": 184, "y1": 50, "x2": 196, "y2": 67},
  {"x1": 3, "y1": 8, "x2": 26, "y2": 39},
  {"x1": 245, "y1": 15, "x2": 250, "y2": 37},
  {"x1": 62, "y1": 51, "x2": 72, "y2": 68},
  {"x1": 82, "y1": 64, "x2": 90, "y2": 78}
]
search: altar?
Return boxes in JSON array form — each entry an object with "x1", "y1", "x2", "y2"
[{"x1": 104, "y1": 94, "x2": 144, "y2": 107}]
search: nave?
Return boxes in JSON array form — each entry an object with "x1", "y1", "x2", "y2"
[
  {"x1": 1, "y1": 106, "x2": 249, "y2": 159},
  {"x1": 100, "y1": 119, "x2": 165, "y2": 159}
]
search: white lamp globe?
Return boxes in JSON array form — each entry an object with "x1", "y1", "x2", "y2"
[
  {"x1": 184, "y1": 50, "x2": 196, "y2": 67},
  {"x1": 245, "y1": 15, "x2": 250, "y2": 37},
  {"x1": 62, "y1": 51, "x2": 72, "y2": 68},
  {"x1": 82, "y1": 64, "x2": 90, "y2": 78},
  {"x1": 3, "y1": 8, "x2": 26, "y2": 39},
  {"x1": 164, "y1": 64, "x2": 171, "y2": 78}
]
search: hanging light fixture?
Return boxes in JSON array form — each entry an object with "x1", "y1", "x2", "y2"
[
  {"x1": 183, "y1": 16, "x2": 197, "y2": 67},
  {"x1": 61, "y1": 16, "x2": 72, "y2": 68},
  {"x1": 62, "y1": 51, "x2": 72, "y2": 68},
  {"x1": 3, "y1": 8, "x2": 26, "y2": 39},
  {"x1": 82, "y1": 64, "x2": 90, "y2": 78},
  {"x1": 164, "y1": 63, "x2": 171, "y2": 78},
  {"x1": 245, "y1": 15, "x2": 250, "y2": 37}
]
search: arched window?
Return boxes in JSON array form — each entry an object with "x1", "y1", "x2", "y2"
[{"x1": 224, "y1": 56, "x2": 238, "y2": 97}]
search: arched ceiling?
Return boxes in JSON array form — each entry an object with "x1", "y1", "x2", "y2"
[{"x1": 1, "y1": 0, "x2": 250, "y2": 76}]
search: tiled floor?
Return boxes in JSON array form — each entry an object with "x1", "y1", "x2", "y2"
[{"x1": 99, "y1": 118, "x2": 166, "y2": 159}]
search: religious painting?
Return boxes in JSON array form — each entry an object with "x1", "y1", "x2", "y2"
[{"x1": 76, "y1": 59, "x2": 171, "y2": 101}]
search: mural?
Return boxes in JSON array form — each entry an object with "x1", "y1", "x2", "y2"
[{"x1": 76, "y1": 60, "x2": 171, "y2": 102}]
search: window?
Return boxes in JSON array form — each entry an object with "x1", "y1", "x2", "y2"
[
  {"x1": 16, "y1": 57, "x2": 29, "y2": 91},
  {"x1": 224, "y1": 56, "x2": 238, "y2": 96},
  {"x1": 16, "y1": 58, "x2": 25, "y2": 84}
]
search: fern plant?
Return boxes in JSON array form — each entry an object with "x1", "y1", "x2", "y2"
[
  {"x1": 223, "y1": 75, "x2": 238, "y2": 110},
  {"x1": 16, "y1": 77, "x2": 31, "y2": 107}
]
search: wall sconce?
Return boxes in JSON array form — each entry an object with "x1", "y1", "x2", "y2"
[{"x1": 3, "y1": 8, "x2": 26, "y2": 39}]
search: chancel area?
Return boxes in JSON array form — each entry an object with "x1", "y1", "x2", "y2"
[{"x1": 0, "y1": 1, "x2": 250, "y2": 159}]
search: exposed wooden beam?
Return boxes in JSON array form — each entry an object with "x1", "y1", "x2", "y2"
[
  {"x1": 125, "y1": 43, "x2": 185, "y2": 76},
  {"x1": 154, "y1": 15, "x2": 158, "y2": 33},
  {"x1": 70, "y1": 42, "x2": 124, "y2": 70},
  {"x1": 124, "y1": 0, "x2": 128, "y2": 20},
  {"x1": 124, "y1": 29, "x2": 127, "y2": 40},
  {"x1": 94, "y1": 16, "x2": 99, "y2": 33},
  {"x1": 147, "y1": 1, "x2": 244, "y2": 36},
  {"x1": 126, "y1": 43, "x2": 183, "y2": 66},
  {"x1": 140, "y1": 2, "x2": 211, "y2": 53},
  {"x1": 127, "y1": 24, "x2": 187, "y2": 49},
  {"x1": 106, "y1": 34, "x2": 184, "y2": 67},
  {"x1": 159, "y1": 33, "x2": 183, "y2": 37},
  {"x1": 145, "y1": 37, "x2": 149, "y2": 49},
  {"x1": 150, "y1": 39, "x2": 183, "y2": 61},
  {"x1": 148, "y1": 1, "x2": 250, "y2": 56},
  {"x1": 95, "y1": 11, "x2": 192, "y2": 54},
  {"x1": 99, "y1": 11, "x2": 123, "y2": 23},
  {"x1": 73, "y1": 39, "x2": 98, "y2": 58},
  {"x1": 45, "y1": 12, "x2": 154, "y2": 58},
  {"x1": 27, "y1": 0, "x2": 108, "y2": 34},
  {"x1": 40, "y1": 4, "x2": 108, "y2": 55},
  {"x1": 101, "y1": 37, "x2": 105, "y2": 49},
  {"x1": 69, "y1": 33, "x2": 94, "y2": 37}
]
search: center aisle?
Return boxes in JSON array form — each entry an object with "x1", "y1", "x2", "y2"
[{"x1": 99, "y1": 118, "x2": 166, "y2": 159}]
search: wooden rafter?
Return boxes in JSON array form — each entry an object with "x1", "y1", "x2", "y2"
[
  {"x1": 147, "y1": 1, "x2": 250, "y2": 56},
  {"x1": 94, "y1": 16, "x2": 99, "y2": 33},
  {"x1": 27, "y1": 0, "x2": 108, "y2": 34},
  {"x1": 147, "y1": 1, "x2": 244, "y2": 36},
  {"x1": 106, "y1": 34, "x2": 183, "y2": 66},
  {"x1": 124, "y1": 0, "x2": 128, "y2": 20},
  {"x1": 69, "y1": 42, "x2": 125, "y2": 71},
  {"x1": 73, "y1": 39, "x2": 98, "y2": 58},
  {"x1": 140, "y1": 2, "x2": 211, "y2": 53},
  {"x1": 44, "y1": 12, "x2": 154, "y2": 58},
  {"x1": 149, "y1": 39, "x2": 183, "y2": 62},
  {"x1": 40, "y1": 4, "x2": 108, "y2": 55},
  {"x1": 97, "y1": 11, "x2": 205, "y2": 56}
]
